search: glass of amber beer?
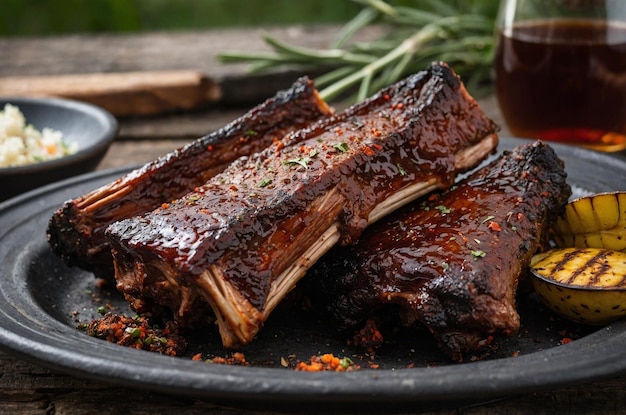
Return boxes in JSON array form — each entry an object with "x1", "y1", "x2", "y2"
[{"x1": 494, "y1": 0, "x2": 626, "y2": 151}]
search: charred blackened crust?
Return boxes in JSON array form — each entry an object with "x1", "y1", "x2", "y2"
[{"x1": 46, "y1": 77, "x2": 333, "y2": 279}]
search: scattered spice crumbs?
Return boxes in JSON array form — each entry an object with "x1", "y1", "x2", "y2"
[
  {"x1": 295, "y1": 354, "x2": 359, "y2": 372},
  {"x1": 81, "y1": 281, "x2": 589, "y2": 369},
  {"x1": 84, "y1": 313, "x2": 186, "y2": 357},
  {"x1": 189, "y1": 351, "x2": 363, "y2": 372},
  {"x1": 198, "y1": 352, "x2": 248, "y2": 366}
]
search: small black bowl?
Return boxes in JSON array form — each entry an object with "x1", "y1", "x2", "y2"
[{"x1": 0, "y1": 97, "x2": 118, "y2": 201}]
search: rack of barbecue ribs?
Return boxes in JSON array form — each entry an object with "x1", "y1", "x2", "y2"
[
  {"x1": 47, "y1": 77, "x2": 333, "y2": 279},
  {"x1": 308, "y1": 141, "x2": 571, "y2": 361},
  {"x1": 103, "y1": 62, "x2": 500, "y2": 348}
]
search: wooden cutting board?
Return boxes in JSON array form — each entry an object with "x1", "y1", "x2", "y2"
[{"x1": 0, "y1": 70, "x2": 222, "y2": 117}]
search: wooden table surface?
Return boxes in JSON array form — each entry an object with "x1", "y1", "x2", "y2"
[{"x1": 1, "y1": 26, "x2": 626, "y2": 414}]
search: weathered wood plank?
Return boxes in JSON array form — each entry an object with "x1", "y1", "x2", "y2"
[
  {"x1": 0, "y1": 26, "x2": 350, "y2": 77},
  {"x1": 0, "y1": 71, "x2": 221, "y2": 116},
  {"x1": 0, "y1": 26, "x2": 380, "y2": 111}
]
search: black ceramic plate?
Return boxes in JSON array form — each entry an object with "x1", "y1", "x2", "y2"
[{"x1": 1, "y1": 137, "x2": 626, "y2": 412}]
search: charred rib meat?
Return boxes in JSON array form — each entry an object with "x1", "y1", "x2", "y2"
[
  {"x1": 309, "y1": 141, "x2": 571, "y2": 361},
  {"x1": 105, "y1": 62, "x2": 499, "y2": 348},
  {"x1": 47, "y1": 77, "x2": 333, "y2": 279}
]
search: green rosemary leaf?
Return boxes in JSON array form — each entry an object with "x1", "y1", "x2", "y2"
[
  {"x1": 218, "y1": 0, "x2": 498, "y2": 103},
  {"x1": 332, "y1": 6, "x2": 379, "y2": 48}
]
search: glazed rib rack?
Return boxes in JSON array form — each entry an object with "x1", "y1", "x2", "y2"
[
  {"x1": 310, "y1": 141, "x2": 571, "y2": 361},
  {"x1": 105, "y1": 62, "x2": 499, "y2": 347},
  {"x1": 47, "y1": 77, "x2": 333, "y2": 279}
]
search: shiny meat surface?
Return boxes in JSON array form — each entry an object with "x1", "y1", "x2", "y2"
[
  {"x1": 105, "y1": 62, "x2": 499, "y2": 348},
  {"x1": 47, "y1": 77, "x2": 332, "y2": 279},
  {"x1": 309, "y1": 141, "x2": 571, "y2": 361}
]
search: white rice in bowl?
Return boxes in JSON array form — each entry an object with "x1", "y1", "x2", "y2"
[{"x1": 0, "y1": 104, "x2": 77, "y2": 168}]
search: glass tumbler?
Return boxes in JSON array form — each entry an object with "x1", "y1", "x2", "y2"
[{"x1": 494, "y1": 0, "x2": 626, "y2": 151}]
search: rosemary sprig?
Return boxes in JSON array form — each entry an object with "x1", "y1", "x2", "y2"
[{"x1": 218, "y1": 0, "x2": 498, "y2": 102}]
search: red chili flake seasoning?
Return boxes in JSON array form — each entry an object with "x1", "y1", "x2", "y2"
[
  {"x1": 478, "y1": 335, "x2": 494, "y2": 347},
  {"x1": 458, "y1": 232, "x2": 468, "y2": 244},
  {"x1": 367, "y1": 362, "x2": 380, "y2": 370},
  {"x1": 383, "y1": 94, "x2": 390, "y2": 101},
  {"x1": 561, "y1": 337, "x2": 573, "y2": 345},
  {"x1": 206, "y1": 145, "x2": 214, "y2": 151},
  {"x1": 161, "y1": 203, "x2": 169, "y2": 209},
  {"x1": 274, "y1": 141, "x2": 285, "y2": 152},
  {"x1": 487, "y1": 221, "x2": 502, "y2": 232},
  {"x1": 361, "y1": 145, "x2": 375, "y2": 157}
]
